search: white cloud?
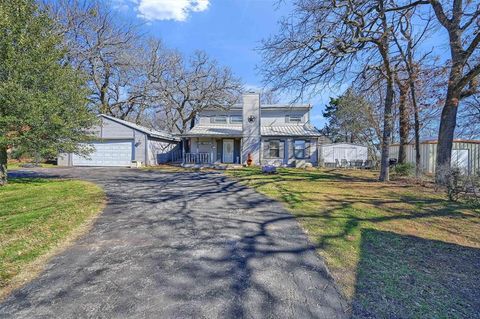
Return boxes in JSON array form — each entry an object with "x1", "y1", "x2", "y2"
[{"x1": 136, "y1": 0, "x2": 209, "y2": 21}]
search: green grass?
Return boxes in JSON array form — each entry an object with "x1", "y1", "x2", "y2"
[
  {"x1": 226, "y1": 167, "x2": 480, "y2": 318},
  {"x1": 7, "y1": 162, "x2": 57, "y2": 170},
  {"x1": 0, "y1": 178, "x2": 105, "y2": 297}
]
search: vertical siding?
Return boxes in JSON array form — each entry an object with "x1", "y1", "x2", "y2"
[{"x1": 389, "y1": 142, "x2": 480, "y2": 174}]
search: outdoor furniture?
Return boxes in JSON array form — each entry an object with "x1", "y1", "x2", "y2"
[
  {"x1": 352, "y1": 160, "x2": 364, "y2": 169},
  {"x1": 324, "y1": 162, "x2": 336, "y2": 168},
  {"x1": 341, "y1": 159, "x2": 348, "y2": 168},
  {"x1": 364, "y1": 160, "x2": 374, "y2": 169}
]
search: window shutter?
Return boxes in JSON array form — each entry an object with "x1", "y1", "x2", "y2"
[
  {"x1": 263, "y1": 140, "x2": 270, "y2": 158},
  {"x1": 279, "y1": 140, "x2": 285, "y2": 159}
]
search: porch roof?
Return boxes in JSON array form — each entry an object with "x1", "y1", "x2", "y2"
[
  {"x1": 183, "y1": 125, "x2": 243, "y2": 137},
  {"x1": 183, "y1": 124, "x2": 323, "y2": 138},
  {"x1": 261, "y1": 124, "x2": 323, "y2": 137}
]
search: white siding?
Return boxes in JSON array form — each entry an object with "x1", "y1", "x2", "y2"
[{"x1": 320, "y1": 143, "x2": 368, "y2": 163}]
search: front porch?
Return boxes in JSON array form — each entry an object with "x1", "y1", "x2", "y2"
[{"x1": 182, "y1": 137, "x2": 242, "y2": 165}]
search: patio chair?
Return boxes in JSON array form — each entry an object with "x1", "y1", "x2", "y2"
[
  {"x1": 335, "y1": 159, "x2": 340, "y2": 168},
  {"x1": 364, "y1": 160, "x2": 373, "y2": 169},
  {"x1": 341, "y1": 159, "x2": 348, "y2": 168}
]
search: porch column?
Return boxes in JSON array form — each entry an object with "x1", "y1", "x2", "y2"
[{"x1": 182, "y1": 138, "x2": 186, "y2": 165}]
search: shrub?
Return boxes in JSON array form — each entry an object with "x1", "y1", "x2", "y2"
[
  {"x1": 393, "y1": 163, "x2": 415, "y2": 176},
  {"x1": 437, "y1": 165, "x2": 480, "y2": 204}
]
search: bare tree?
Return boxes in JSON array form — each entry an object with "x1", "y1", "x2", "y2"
[
  {"x1": 46, "y1": 0, "x2": 157, "y2": 121},
  {"x1": 260, "y1": 0, "x2": 405, "y2": 181},
  {"x1": 151, "y1": 50, "x2": 243, "y2": 133},
  {"x1": 390, "y1": 0, "x2": 480, "y2": 182}
]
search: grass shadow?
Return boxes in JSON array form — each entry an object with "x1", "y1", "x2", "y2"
[{"x1": 351, "y1": 229, "x2": 480, "y2": 318}]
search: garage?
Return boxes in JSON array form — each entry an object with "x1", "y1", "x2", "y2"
[
  {"x1": 389, "y1": 139, "x2": 480, "y2": 175},
  {"x1": 319, "y1": 143, "x2": 368, "y2": 165},
  {"x1": 59, "y1": 114, "x2": 179, "y2": 167},
  {"x1": 72, "y1": 140, "x2": 133, "y2": 167}
]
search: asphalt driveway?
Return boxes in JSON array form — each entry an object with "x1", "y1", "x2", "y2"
[{"x1": 0, "y1": 168, "x2": 347, "y2": 319}]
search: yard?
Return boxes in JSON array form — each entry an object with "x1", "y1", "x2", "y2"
[
  {"x1": 226, "y1": 168, "x2": 480, "y2": 318},
  {"x1": 0, "y1": 178, "x2": 105, "y2": 299}
]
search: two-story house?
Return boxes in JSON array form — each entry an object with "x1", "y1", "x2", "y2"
[{"x1": 182, "y1": 93, "x2": 326, "y2": 167}]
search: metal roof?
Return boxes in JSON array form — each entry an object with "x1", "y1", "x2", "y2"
[
  {"x1": 183, "y1": 124, "x2": 323, "y2": 137},
  {"x1": 261, "y1": 124, "x2": 323, "y2": 137},
  {"x1": 99, "y1": 114, "x2": 179, "y2": 141},
  {"x1": 183, "y1": 125, "x2": 243, "y2": 137}
]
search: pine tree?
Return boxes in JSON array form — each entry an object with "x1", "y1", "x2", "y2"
[{"x1": 0, "y1": 0, "x2": 96, "y2": 185}]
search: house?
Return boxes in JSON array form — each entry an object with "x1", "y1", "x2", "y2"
[
  {"x1": 389, "y1": 139, "x2": 480, "y2": 175},
  {"x1": 181, "y1": 93, "x2": 326, "y2": 167},
  {"x1": 58, "y1": 114, "x2": 179, "y2": 167}
]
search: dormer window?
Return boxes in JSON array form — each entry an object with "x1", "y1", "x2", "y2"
[
  {"x1": 230, "y1": 115, "x2": 243, "y2": 124},
  {"x1": 210, "y1": 115, "x2": 227, "y2": 124},
  {"x1": 286, "y1": 115, "x2": 302, "y2": 123}
]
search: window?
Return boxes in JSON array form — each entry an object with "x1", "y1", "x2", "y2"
[
  {"x1": 230, "y1": 115, "x2": 242, "y2": 124},
  {"x1": 210, "y1": 115, "x2": 227, "y2": 124},
  {"x1": 294, "y1": 140, "x2": 306, "y2": 159},
  {"x1": 269, "y1": 140, "x2": 280, "y2": 158},
  {"x1": 287, "y1": 115, "x2": 302, "y2": 123}
]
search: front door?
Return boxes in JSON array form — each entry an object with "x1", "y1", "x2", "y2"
[{"x1": 223, "y1": 139, "x2": 234, "y2": 163}]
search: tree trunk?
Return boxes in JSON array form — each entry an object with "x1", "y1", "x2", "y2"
[
  {"x1": 435, "y1": 91, "x2": 459, "y2": 183},
  {"x1": 379, "y1": 80, "x2": 395, "y2": 182},
  {"x1": 0, "y1": 146, "x2": 7, "y2": 186},
  {"x1": 412, "y1": 89, "x2": 421, "y2": 178},
  {"x1": 398, "y1": 84, "x2": 409, "y2": 164}
]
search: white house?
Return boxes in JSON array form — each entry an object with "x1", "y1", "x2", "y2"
[{"x1": 182, "y1": 93, "x2": 327, "y2": 167}]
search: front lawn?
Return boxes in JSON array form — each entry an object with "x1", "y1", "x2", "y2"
[
  {"x1": 0, "y1": 178, "x2": 105, "y2": 298},
  {"x1": 226, "y1": 168, "x2": 480, "y2": 318}
]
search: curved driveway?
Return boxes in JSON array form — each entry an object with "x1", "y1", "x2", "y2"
[{"x1": 0, "y1": 168, "x2": 347, "y2": 319}]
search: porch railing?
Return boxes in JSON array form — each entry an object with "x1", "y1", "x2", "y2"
[{"x1": 183, "y1": 152, "x2": 213, "y2": 164}]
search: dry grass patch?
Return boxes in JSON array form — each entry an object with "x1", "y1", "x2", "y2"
[
  {"x1": 226, "y1": 168, "x2": 480, "y2": 318},
  {"x1": 0, "y1": 178, "x2": 105, "y2": 299}
]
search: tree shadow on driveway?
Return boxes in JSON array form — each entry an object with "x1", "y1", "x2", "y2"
[{"x1": 1, "y1": 168, "x2": 347, "y2": 319}]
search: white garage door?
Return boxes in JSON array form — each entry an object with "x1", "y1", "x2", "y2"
[{"x1": 72, "y1": 141, "x2": 133, "y2": 167}]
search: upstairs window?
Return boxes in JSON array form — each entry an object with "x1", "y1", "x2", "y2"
[
  {"x1": 230, "y1": 115, "x2": 243, "y2": 124},
  {"x1": 269, "y1": 140, "x2": 280, "y2": 158},
  {"x1": 210, "y1": 115, "x2": 227, "y2": 124},
  {"x1": 294, "y1": 140, "x2": 306, "y2": 159},
  {"x1": 287, "y1": 115, "x2": 302, "y2": 123}
]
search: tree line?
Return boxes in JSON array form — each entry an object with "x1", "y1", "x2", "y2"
[
  {"x1": 259, "y1": 0, "x2": 480, "y2": 182},
  {"x1": 0, "y1": 0, "x2": 243, "y2": 185}
]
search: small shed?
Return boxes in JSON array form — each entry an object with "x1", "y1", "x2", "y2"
[
  {"x1": 58, "y1": 114, "x2": 179, "y2": 167},
  {"x1": 389, "y1": 140, "x2": 480, "y2": 175},
  {"x1": 319, "y1": 143, "x2": 368, "y2": 165}
]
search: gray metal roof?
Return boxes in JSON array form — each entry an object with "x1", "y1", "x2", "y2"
[
  {"x1": 183, "y1": 125, "x2": 243, "y2": 137},
  {"x1": 183, "y1": 124, "x2": 323, "y2": 137},
  {"x1": 261, "y1": 124, "x2": 323, "y2": 137},
  {"x1": 99, "y1": 114, "x2": 179, "y2": 141}
]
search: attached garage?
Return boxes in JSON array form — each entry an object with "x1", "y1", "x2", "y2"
[{"x1": 59, "y1": 115, "x2": 179, "y2": 167}]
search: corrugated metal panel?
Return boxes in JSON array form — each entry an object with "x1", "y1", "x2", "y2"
[{"x1": 389, "y1": 141, "x2": 480, "y2": 174}]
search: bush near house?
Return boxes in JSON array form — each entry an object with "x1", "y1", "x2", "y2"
[
  {"x1": 0, "y1": 178, "x2": 105, "y2": 298},
  {"x1": 226, "y1": 168, "x2": 480, "y2": 318}
]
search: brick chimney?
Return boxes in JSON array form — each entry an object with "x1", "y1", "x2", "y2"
[{"x1": 242, "y1": 92, "x2": 261, "y2": 165}]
